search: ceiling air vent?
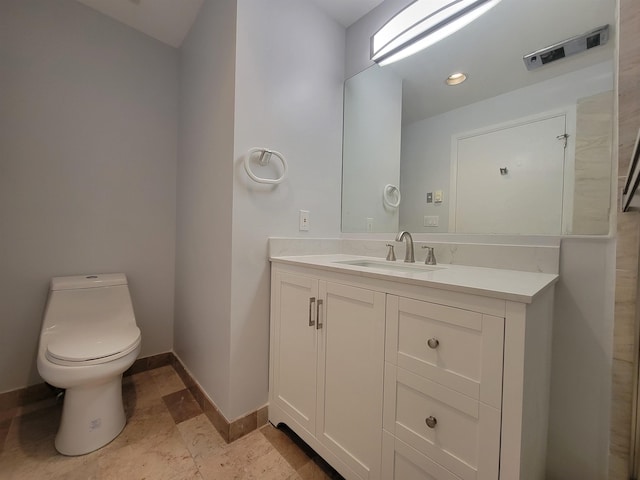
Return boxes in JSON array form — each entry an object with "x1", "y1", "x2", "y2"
[{"x1": 523, "y1": 25, "x2": 609, "y2": 71}]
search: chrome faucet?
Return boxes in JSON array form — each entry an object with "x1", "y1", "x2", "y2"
[{"x1": 395, "y1": 231, "x2": 415, "y2": 263}]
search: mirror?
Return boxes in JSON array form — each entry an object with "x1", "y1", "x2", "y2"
[{"x1": 341, "y1": 0, "x2": 615, "y2": 235}]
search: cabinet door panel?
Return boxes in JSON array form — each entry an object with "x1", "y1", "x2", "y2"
[
  {"x1": 271, "y1": 271, "x2": 318, "y2": 435},
  {"x1": 317, "y1": 282, "x2": 386, "y2": 480}
]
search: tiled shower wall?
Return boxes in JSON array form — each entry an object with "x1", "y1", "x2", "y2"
[{"x1": 610, "y1": 0, "x2": 640, "y2": 477}]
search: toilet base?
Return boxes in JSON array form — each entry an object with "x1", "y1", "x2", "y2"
[{"x1": 54, "y1": 375, "x2": 126, "y2": 456}]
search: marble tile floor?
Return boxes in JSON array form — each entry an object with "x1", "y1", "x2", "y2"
[{"x1": 0, "y1": 365, "x2": 344, "y2": 480}]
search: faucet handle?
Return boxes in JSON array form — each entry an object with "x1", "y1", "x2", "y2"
[
  {"x1": 422, "y1": 245, "x2": 437, "y2": 265},
  {"x1": 385, "y1": 244, "x2": 396, "y2": 261}
]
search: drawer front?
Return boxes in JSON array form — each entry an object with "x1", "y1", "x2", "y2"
[
  {"x1": 385, "y1": 296, "x2": 504, "y2": 408},
  {"x1": 382, "y1": 431, "x2": 462, "y2": 480},
  {"x1": 383, "y1": 364, "x2": 501, "y2": 480}
]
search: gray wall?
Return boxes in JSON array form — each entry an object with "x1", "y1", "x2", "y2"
[
  {"x1": 175, "y1": 0, "x2": 345, "y2": 421},
  {"x1": 174, "y1": 0, "x2": 237, "y2": 416},
  {"x1": 230, "y1": 0, "x2": 345, "y2": 419},
  {"x1": 0, "y1": 0, "x2": 178, "y2": 393},
  {"x1": 546, "y1": 237, "x2": 615, "y2": 479}
]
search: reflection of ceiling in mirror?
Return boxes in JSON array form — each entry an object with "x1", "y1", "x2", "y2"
[{"x1": 383, "y1": 0, "x2": 615, "y2": 125}]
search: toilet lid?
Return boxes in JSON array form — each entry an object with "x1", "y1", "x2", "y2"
[{"x1": 46, "y1": 324, "x2": 141, "y2": 363}]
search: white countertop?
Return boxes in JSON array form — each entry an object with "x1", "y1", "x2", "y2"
[{"x1": 270, "y1": 254, "x2": 558, "y2": 303}]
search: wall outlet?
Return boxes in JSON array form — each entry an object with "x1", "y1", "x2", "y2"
[
  {"x1": 424, "y1": 215, "x2": 439, "y2": 227},
  {"x1": 299, "y1": 210, "x2": 310, "y2": 231},
  {"x1": 366, "y1": 217, "x2": 374, "y2": 232}
]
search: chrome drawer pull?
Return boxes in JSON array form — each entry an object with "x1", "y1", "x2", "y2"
[
  {"x1": 425, "y1": 416, "x2": 438, "y2": 429},
  {"x1": 427, "y1": 338, "x2": 440, "y2": 349},
  {"x1": 308, "y1": 297, "x2": 316, "y2": 327}
]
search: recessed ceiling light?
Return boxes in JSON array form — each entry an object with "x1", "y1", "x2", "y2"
[{"x1": 446, "y1": 72, "x2": 467, "y2": 85}]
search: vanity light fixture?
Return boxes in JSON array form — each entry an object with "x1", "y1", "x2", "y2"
[
  {"x1": 371, "y1": 0, "x2": 502, "y2": 66},
  {"x1": 446, "y1": 72, "x2": 467, "y2": 85}
]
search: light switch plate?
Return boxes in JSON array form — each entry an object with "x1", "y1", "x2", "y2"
[
  {"x1": 424, "y1": 216, "x2": 439, "y2": 227},
  {"x1": 434, "y1": 190, "x2": 443, "y2": 203}
]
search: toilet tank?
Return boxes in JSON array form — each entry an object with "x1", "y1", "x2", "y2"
[
  {"x1": 50, "y1": 273, "x2": 128, "y2": 291},
  {"x1": 43, "y1": 274, "x2": 136, "y2": 330}
]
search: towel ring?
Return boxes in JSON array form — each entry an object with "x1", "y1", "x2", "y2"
[
  {"x1": 383, "y1": 184, "x2": 401, "y2": 208},
  {"x1": 244, "y1": 147, "x2": 288, "y2": 184}
]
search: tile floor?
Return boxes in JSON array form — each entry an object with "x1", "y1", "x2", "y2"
[{"x1": 0, "y1": 365, "x2": 344, "y2": 479}]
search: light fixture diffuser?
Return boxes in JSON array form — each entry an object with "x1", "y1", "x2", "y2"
[{"x1": 371, "y1": 0, "x2": 502, "y2": 66}]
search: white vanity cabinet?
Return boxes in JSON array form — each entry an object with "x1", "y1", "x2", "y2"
[
  {"x1": 269, "y1": 258, "x2": 556, "y2": 480},
  {"x1": 269, "y1": 269, "x2": 386, "y2": 480}
]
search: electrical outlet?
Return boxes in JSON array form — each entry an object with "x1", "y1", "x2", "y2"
[
  {"x1": 366, "y1": 217, "x2": 374, "y2": 232},
  {"x1": 299, "y1": 210, "x2": 310, "y2": 231}
]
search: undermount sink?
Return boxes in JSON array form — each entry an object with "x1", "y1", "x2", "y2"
[{"x1": 335, "y1": 259, "x2": 444, "y2": 273}]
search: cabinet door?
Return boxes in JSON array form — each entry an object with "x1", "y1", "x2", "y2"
[
  {"x1": 317, "y1": 281, "x2": 386, "y2": 480},
  {"x1": 270, "y1": 271, "x2": 319, "y2": 435}
]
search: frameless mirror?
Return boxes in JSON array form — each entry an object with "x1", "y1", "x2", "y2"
[{"x1": 341, "y1": 0, "x2": 615, "y2": 235}]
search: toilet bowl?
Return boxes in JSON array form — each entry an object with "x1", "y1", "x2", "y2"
[{"x1": 37, "y1": 273, "x2": 141, "y2": 456}]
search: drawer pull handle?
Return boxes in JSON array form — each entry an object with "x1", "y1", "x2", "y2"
[
  {"x1": 427, "y1": 338, "x2": 440, "y2": 349},
  {"x1": 425, "y1": 416, "x2": 438, "y2": 429},
  {"x1": 316, "y1": 299, "x2": 323, "y2": 329},
  {"x1": 308, "y1": 297, "x2": 316, "y2": 327}
]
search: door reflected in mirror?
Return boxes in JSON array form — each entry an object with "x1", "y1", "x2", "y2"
[{"x1": 341, "y1": 0, "x2": 615, "y2": 235}]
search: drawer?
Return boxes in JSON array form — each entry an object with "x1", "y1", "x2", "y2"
[
  {"x1": 382, "y1": 430, "x2": 462, "y2": 480},
  {"x1": 383, "y1": 364, "x2": 500, "y2": 480},
  {"x1": 385, "y1": 295, "x2": 504, "y2": 408}
]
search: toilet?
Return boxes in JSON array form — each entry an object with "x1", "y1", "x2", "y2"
[{"x1": 37, "y1": 273, "x2": 141, "y2": 456}]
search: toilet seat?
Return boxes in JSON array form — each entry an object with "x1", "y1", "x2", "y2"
[{"x1": 45, "y1": 325, "x2": 141, "y2": 366}]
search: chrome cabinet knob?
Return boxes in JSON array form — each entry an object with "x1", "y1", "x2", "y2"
[
  {"x1": 425, "y1": 416, "x2": 437, "y2": 428},
  {"x1": 427, "y1": 338, "x2": 439, "y2": 349}
]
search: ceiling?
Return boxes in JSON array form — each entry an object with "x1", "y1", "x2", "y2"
[
  {"x1": 75, "y1": 0, "x2": 204, "y2": 47},
  {"x1": 75, "y1": 0, "x2": 383, "y2": 47},
  {"x1": 312, "y1": 0, "x2": 385, "y2": 27}
]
